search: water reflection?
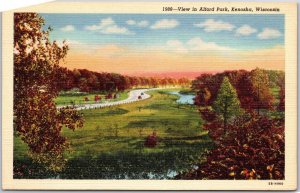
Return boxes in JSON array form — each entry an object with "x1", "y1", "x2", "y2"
[
  {"x1": 61, "y1": 149, "x2": 207, "y2": 179},
  {"x1": 168, "y1": 91, "x2": 195, "y2": 105}
]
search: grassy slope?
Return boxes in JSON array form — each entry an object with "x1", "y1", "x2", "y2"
[
  {"x1": 14, "y1": 87, "x2": 281, "y2": 159},
  {"x1": 66, "y1": 89, "x2": 209, "y2": 158},
  {"x1": 14, "y1": 89, "x2": 211, "y2": 160},
  {"x1": 14, "y1": 86, "x2": 283, "y2": 179}
]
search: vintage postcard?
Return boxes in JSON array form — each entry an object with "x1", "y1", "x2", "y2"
[{"x1": 2, "y1": 1, "x2": 297, "y2": 190}]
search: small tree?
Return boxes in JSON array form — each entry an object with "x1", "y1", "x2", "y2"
[
  {"x1": 277, "y1": 72, "x2": 285, "y2": 112},
  {"x1": 114, "y1": 123, "x2": 119, "y2": 137},
  {"x1": 138, "y1": 128, "x2": 143, "y2": 137},
  {"x1": 278, "y1": 85, "x2": 285, "y2": 111},
  {"x1": 144, "y1": 131, "x2": 158, "y2": 148},
  {"x1": 194, "y1": 87, "x2": 211, "y2": 106},
  {"x1": 212, "y1": 77, "x2": 241, "y2": 131}
]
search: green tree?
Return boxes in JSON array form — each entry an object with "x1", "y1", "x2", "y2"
[
  {"x1": 14, "y1": 13, "x2": 84, "y2": 172},
  {"x1": 251, "y1": 68, "x2": 274, "y2": 114},
  {"x1": 212, "y1": 77, "x2": 241, "y2": 131}
]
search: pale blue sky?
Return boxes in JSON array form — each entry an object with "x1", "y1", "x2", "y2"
[
  {"x1": 37, "y1": 13, "x2": 284, "y2": 74},
  {"x1": 41, "y1": 14, "x2": 284, "y2": 51}
]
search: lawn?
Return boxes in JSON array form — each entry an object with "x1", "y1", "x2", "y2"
[
  {"x1": 54, "y1": 91, "x2": 129, "y2": 106},
  {"x1": 14, "y1": 89, "x2": 212, "y2": 179}
]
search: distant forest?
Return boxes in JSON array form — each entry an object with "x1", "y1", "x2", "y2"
[{"x1": 54, "y1": 67, "x2": 191, "y2": 92}]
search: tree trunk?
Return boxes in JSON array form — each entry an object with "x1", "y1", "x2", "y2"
[
  {"x1": 223, "y1": 113, "x2": 227, "y2": 134},
  {"x1": 257, "y1": 83, "x2": 260, "y2": 115},
  {"x1": 223, "y1": 96, "x2": 228, "y2": 134}
]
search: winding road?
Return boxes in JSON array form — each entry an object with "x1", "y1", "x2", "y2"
[{"x1": 64, "y1": 88, "x2": 158, "y2": 111}]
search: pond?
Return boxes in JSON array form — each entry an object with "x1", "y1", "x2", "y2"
[{"x1": 168, "y1": 91, "x2": 195, "y2": 105}]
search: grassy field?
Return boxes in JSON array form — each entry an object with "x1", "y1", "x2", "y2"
[
  {"x1": 64, "y1": 89, "x2": 207, "y2": 156},
  {"x1": 54, "y1": 91, "x2": 129, "y2": 106},
  {"x1": 14, "y1": 89, "x2": 212, "y2": 179}
]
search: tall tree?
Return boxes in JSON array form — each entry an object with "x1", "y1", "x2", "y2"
[
  {"x1": 278, "y1": 86, "x2": 285, "y2": 111},
  {"x1": 14, "y1": 13, "x2": 84, "y2": 171},
  {"x1": 277, "y1": 71, "x2": 285, "y2": 111},
  {"x1": 251, "y1": 68, "x2": 274, "y2": 114},
  {"x1": 212, "y1": 77, "x2": 241, "y2": 131}
]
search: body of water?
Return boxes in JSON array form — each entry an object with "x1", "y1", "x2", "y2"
[{"x1": 168, "y1": 91, "x2": 195, "y2": 105}]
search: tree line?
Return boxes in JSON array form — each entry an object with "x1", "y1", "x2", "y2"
[
  {"x1": 54, "y1": 67, "x2": 191, "y2": 93},
  {"x1": 192, "y1": 68, "x2": 285, "y2": 113}
]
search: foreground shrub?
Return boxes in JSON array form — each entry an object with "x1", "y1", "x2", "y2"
[
  {"x1": 176, "y1": 116, "x2": 284, "y2": 180},
  {"x1": 144, "y1": 132, "x2": 158, "y2": 148}
]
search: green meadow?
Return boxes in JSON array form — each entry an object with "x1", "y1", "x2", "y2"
[{"x1": 14, "y1": 89, "x2": 212, "y2": 179}]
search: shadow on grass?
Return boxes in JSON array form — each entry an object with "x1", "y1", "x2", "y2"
[
  {"x1": 103, "y1": 108, "x2": 129, "y2": 116},
  {"x1": 14, "y1": 143, "x2": 213, "y2": 179},
  {"x1": 163, "y1": 132, "x2": 210, "y2": 141}
]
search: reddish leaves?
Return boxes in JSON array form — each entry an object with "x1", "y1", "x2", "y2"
[
  {"x1": 94, "y1": 95, "x2": 101, "y2": 102},
  {"x1": 14, "y1": 13, "x2": 84, "y2": 171},
  {"x1": 144, "y1": 132, "x2": 158, "y2": 148},
  {"x1": 177, "y1": 115, "x2": 284, "y2": 180},
  {"x1": 54, "y1": 68, "x2": 191, "y2": 93},
  {"x1": 179, "y1": 68, "x2": 285, "y2": 180},
  {"x1": 278, "y1": 85, "x2": 285, "y2": 111},
  {"x1": 192, "y1": 69, "x2": 281, "y2": 113}
]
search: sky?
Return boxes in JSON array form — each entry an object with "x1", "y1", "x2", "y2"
[{"x1": 41, "y1": 14, "x2": 285, "y2": 77}]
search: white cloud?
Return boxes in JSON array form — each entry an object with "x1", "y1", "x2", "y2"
[
  {"x1": 166, "y1": 40, "x2": 188, "y2": 53},
  {"x1": 60, "y1": 25, "x2": 75, "y2": 32},
  {"x1": 101, "y1": 25, "x2": 132, "y2": 35},
  {"x1": 235, "y1": 25, "x2": 257, "y2": 36},
  {"x1": 85, "y1": 17, "x2": 115, "y2": 30},
  {"x1": 257, "y1": 28, "x2": 282, "y2": 39},
  {"x1": 126, "y1": 19, "x2": 149, "y2": 27},
  {"x1": 150, "y1": 19, "x2": 179, "y2": 29},
  {"x1": 194, "y1": 19, "x2": 235, "y2": 32},
  {"x1": 126, "y1": 20, "x2": 136, "y2": 25},
  {"x1": 55, "y1": 39, "x2": 82, "y2": 48},
  {"x1": 187, "y1": 37, "x2": 233, "y2": 51},
  {"x1": 137, "y1": 20, "x2": 149, "y2": 27},
  {"x1": 85, "y1": 17, "x2": 134, "y2": 35},
  {"x1": 65, "y1": 39, "x2": 82, "y2": 45},
  {"x1": 165, "y1": 37, "x2": 233, "y2": 53}
]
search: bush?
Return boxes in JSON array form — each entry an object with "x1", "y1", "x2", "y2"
[
  {"x1": 144, "y1": 132, "x2": 158, "y2": 148},
  {"x1": 177, "y1": 116, "x2": 284, "y2": 180}
]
